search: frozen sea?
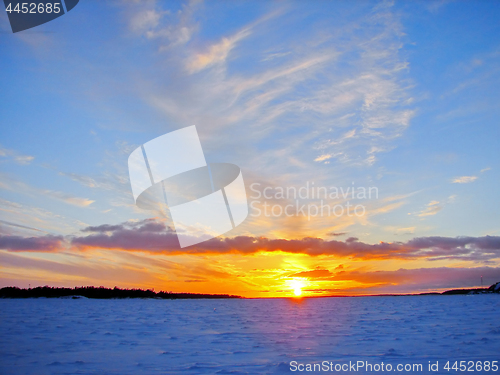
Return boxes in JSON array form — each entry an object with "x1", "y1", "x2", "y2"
[{"x1": 1, "y1": 295, "x2": 499, "y2": 374}]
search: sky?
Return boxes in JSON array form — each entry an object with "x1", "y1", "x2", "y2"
[{"x1": 0, "y1": 0, "x2": 499, "y2": 298}]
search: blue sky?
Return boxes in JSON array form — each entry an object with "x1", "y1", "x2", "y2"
[{"x1": 0, "y1": 1, "x2": 499, "y2": 295}]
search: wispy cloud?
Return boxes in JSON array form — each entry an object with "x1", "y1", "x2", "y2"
[
  {"x1": 126, "y1": 0, "x2": 200, "y2": 48},
  {"x1": 314, "y1": 154, "x2": 333, "y2": 162},
  {"x1": 452, "y1": 176, "x2": 477, "y2": 184},
  {"x1": 417, "y1": 200, "x2": 442, "y2": 217},
  {"x1": 129, "y1": 9, "x2": 163, "y2": 34},
  {"x1": 0, "y1": 173, "x2": 94, "y2": 208},
  {"x1": 384, "y1": 226, "x2": 416, "y2": 235},
  {"x1": 186, "y1": 28, "x2": 252, "y2": 74},
  {"x1": 0, "y1": 146, "x2": 34, "y2": 165},
  {"x1": 0, "y1": 198, "x2": 88, "y2": 235},
  {"x1": 134, "y1": 1, "x2": 414, "y2": 188},
  {"x1": 0, "y1": 219, "x2": 48, "y2": 234},
  {"x1": 45, "y1": 190, "x2": 95, "y2": 207}
]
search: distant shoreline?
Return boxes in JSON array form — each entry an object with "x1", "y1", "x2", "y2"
[
  {"x1": 0, "y1": 286, "x2": 242, "y2": 299},
  {"x1": 1, "y1": 283, "x2": 499, "y2": 299}
]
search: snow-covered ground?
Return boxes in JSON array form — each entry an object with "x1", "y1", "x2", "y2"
[{"x1": 0, "y1": 295, "x2": 499, "y2": 374}]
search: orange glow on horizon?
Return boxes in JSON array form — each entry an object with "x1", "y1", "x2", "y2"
[{"x1": 1, "y1": 248, "x2": 493, "y2": 299}]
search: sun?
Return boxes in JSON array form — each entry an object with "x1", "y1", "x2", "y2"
[{"x1": 290, "y1": 279, "x2": 305, "y2": 297}]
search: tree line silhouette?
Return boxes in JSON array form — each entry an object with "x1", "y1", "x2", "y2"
[{"x1": 0, "y1": 286, "x2": 242, "y2": 299}]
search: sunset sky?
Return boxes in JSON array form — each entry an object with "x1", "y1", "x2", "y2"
[{"x1": 1, "y1": 0, "x2": 499, "y2": 297}]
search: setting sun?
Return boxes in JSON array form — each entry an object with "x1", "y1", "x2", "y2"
[{"x1": 290, "y1": 279, "x2": 305, "y2": 297}]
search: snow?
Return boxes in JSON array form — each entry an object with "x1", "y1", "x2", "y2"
[{"x1": 0, "y1": 295, "x2": 499, "y2": 374}]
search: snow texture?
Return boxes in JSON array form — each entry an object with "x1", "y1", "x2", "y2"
[{"x1": 0, "y1": 295, "x2": 499, "y2": 374}]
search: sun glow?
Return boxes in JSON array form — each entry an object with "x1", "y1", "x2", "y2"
[{"x1": 290, "y1": 278, "x2": 305, "y2": 297}]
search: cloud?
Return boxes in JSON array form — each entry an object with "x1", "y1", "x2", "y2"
[
  {"x1": 185, "y1": 9, "x2": 286, "y2": 74},
  {"x1": 58, "y1": 171, "x2": 127, "y2": 193},
  {"x1": 385, "y1": 226, "x2": 416, "y2": 235},
  {"x1": 0, "y1": 234, "x2": 64, "y2": 252},
  {"x1": 417, "y1": 200, "x2": 442, "y2": 217},
  {"x1": 0, "y1": 250, "x2": 170, "y2": 288},
  {"x1": 43, "y1": 190, "x2": 95, "y2": 207},
  {"x1": 328, "y1": 266, "x2": 500, "y2": 292},
  {"x1": 126, "y1": 0, "x2": 200, "y2": 48},
  {"x1": 452, "y1": 176, "x2": 478, "y2": 184},
  {"x1": 287, "y1": 265, "x2": 500, "y2": 294},
  {"x1": 72, "y1": 219, "x2": 179, "y2": 251},
  {"x1": 129, "y1": 9, "x2": 163, "y2": 33},
  {"x1": 65, "y1": 219, "x2": 500, "y2": 262},
  {"x1": 3, "y1": 219, "x2": 500, "y2": 295},
  {"x1": 0, "y1": 198, "x2": 88, "y2": 235},
  {"x1": 0, "y1": 173, "x2": 94, "y2": 208},
  {"x1": 5, "y1": 216, "x2": 499, "y2": 263},
  {"x1": 187, "y1": 28, "x2": 252, "y2": 74},
  {"x1": 140, "y1": 0, "x2": 414, "y2": 192},
  {"x1": 0, "y1": 220, "x2": 47, "y2": 234},
  {"x1": 0, "y1": 146, "x2": 35, "y2": 165},
  {"x1": 314, "y1": 154, "x2": 333, "y2": 162},
  {"x1": 261, "y1": 51, "x2": 291, "y2": 62},
  {"x1": 111, "y1": 3, "x2": 417, "y2": 242},
  {"x1": 327, "y1": 232, "x2": 346, "y2": 237},
  {"x1": 289, "y1": 269, "x2": 333, "y2": 278}
]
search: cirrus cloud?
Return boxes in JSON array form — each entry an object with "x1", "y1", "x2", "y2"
[{"x1": 452, "y1": 175, "x2": 477, "y2": 184}]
